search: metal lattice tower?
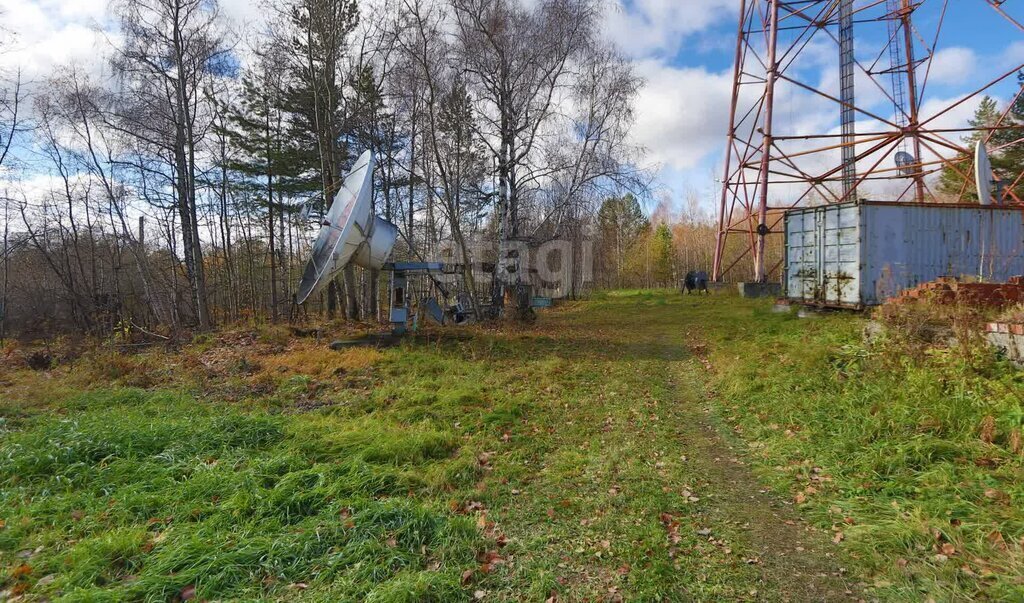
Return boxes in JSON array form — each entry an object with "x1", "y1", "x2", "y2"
[
  {"x1": 712, "y1": 0, "x2": 1024, "y2": 283},
  {"x1": 884, "y1": 0, "x2": 909, "y2": 154},
  {"x1": 839, "y1": 0, "x2": 856, "y2": 202}
]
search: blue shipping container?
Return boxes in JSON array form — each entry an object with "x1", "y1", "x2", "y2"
[{"x1": 784, "y1": 201, "x2": 1024, "y2": 307}]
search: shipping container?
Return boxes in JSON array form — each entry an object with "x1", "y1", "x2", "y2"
[{"x1": 784, "y1": 201, "x2": 1024, "y2": 308}]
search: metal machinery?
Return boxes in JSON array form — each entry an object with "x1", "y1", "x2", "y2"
[
  {"x1": 712, "y1": 0, "x2": 1024, "y2": 284},
  {"x1": 384, "y1": 261, "x2": 473, "y2": 335}
]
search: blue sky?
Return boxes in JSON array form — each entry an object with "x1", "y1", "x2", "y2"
[{"x1": 1, "y1": 0, "x2": 1022, "y2": 216}]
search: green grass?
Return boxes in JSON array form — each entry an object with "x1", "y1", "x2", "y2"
[
  {"x1": 709, "y1": 303, "x2": 1024, "y2": 601},
  {"x1": 0, "y1": 389, "x2": 480, "y2": 601},
  {"x1": 2, "y1": 291, "x2": 1023, "y2": 601}
]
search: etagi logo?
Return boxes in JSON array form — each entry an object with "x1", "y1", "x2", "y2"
[{"x1": 435, "y1": 238, "x2": 594, "y2": 293}]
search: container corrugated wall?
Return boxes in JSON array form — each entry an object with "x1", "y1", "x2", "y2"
[{"x1": 784, "y1": 201, "x2": 1024, "y2": 307}]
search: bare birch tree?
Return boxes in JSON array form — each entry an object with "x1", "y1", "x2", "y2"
[{"x1": 111, "y1": 0, "x2": 229, "y2": 329}]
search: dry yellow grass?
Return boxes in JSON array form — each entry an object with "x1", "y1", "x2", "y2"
[{"x1": 256, "y1": 344, "x2": 384, "y2": 379}]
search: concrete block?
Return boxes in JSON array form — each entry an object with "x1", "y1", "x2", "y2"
[
  {"x1": 986, "y1": 322, "x2": 1024, "y2": 366},
  {"x1": 737, "y1": 282, "x2": 782, "y2": 298}
]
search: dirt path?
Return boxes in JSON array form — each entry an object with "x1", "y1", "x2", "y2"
[
  {"x1": 669, "y1": 365, "x2": 858, "y2": 601},
  {"x1": 492, "y1": 295, "x2": 862, "y2": 601},
  {"x1": 660, "y1": 316, "x2": 858, "y2": 601}
]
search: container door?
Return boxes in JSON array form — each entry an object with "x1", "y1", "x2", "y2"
[
  {"x1": 820, "y1": 204, "x2": 860, "y2": 305},
  {"x1": 785, "y1": 210, "x2": 819, "y2": 301}
]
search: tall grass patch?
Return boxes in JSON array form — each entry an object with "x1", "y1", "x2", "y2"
[
  {"x1": 712, "y1": 305, "x2": 1024, "y2": 600},
  {"x1": 0, "y1": 388, "x2": 482, "y2": 601}
]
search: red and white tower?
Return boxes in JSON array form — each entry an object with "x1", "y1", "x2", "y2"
[{"x1": 712, "y1": 0, "x2": 1024, "y2": 283}]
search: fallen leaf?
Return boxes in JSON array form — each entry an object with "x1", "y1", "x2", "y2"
[
  {"x1": 794, "y1": 492, "x2": 806, "y2": 504},
  {"x1": 386, "y1": 537, "x2": 398, "y2": 548},
  {"x1": 987, "y1": 530, "x2": 1007, "y2": 550},
  {"x1": 179, "y1": 584, "x2": 196, "y2": 601},
  {"x1": 9, "y1": 582, "x2": 30, "y2": 597},
  {"x1": 481, "y1": 550, "x2": 504, "y2": 565},
  {"x1": 984, "y1": 488, "x2": 1009, "y2": 503},
  {"x1": 10, "y1": 564, "x2": 32, "y2": 579},
  {"x1": 941, "y1": 543, "x2": 956, "y2": 556},
  {"x1": 833, "y1": 532, "x2": 845, "y2": 544},
  {"x1": 461, "y1": 569, "x2": 475, "y2": 585}
]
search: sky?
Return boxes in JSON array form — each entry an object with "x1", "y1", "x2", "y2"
[{"x1": 1, "y1": 0, "x2": 1022, "y2": 216}]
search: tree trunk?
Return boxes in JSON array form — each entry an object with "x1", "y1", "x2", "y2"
[{"x1": 344, "y1": 264, "x2": 359, "y2": 320}]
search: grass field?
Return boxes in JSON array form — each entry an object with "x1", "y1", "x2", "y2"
[{"x1": 1, "y1": 291, "x2": 1023, "y2": 601}]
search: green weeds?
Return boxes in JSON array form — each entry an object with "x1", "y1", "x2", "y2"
[
  {"x1": 0, "y1": 389, "x2": 481, "y2": 601},
  {"x1": 4, "y1": 291, "x2": 1023, "y2": 601},
  {"x1": 711, "y1": 301, "x2": 1024, "y2": 601}
]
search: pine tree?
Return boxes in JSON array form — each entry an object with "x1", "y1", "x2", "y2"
[
  {"x1": 219, "y1": 73, "x2": 288, "y2": 319},
  {"x1": 277, "y1": 0, "x2": 360, "y2": 318},
  {"x1": 1000, "y1": 72, "x2": 1024, "y2": 199},
  {"x1": 597, "y1": 194, "x2": 648, "y2": 286},
  {"x1": 939, "y1": 79, "x2": 1024, "y2": 202},
  {"x1": 652, "y1": 223, "x2": 675, "y2": 286}
]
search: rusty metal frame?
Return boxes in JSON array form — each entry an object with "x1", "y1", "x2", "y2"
[{"x1": 712, "y1": 0, "x2": 1024, "y2": 283}]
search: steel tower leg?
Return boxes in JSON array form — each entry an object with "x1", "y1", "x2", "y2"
[
  {"x1": 712, "y1": 0, "x2": 748, "y2": 282},
  {"x1": 901, "y1": 0, "x2": 926, "y2": 203},
  {"x1": 754, "y1": 0, "x2": 780, "y2": 283}
]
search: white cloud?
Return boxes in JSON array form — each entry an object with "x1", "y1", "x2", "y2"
[
  {"x1": 0, "y1": 0, "x2": 111, "y2": 80},
  {"x1": 628, "y1": 60, "x2": 733, "y2": 172},
  {"x1": 922, "y1": 47, "x2": 978, "y2": 87},
  {"x1": 602, "y1": 0, "x2": 735, "y2": 59},
  {"x1": 1002, "y1": 41, "x2": 1024, "y2": 68}
]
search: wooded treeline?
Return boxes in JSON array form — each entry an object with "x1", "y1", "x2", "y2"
[{"x1": 0, "y1": 0, "x2": 702, "y2": 339}]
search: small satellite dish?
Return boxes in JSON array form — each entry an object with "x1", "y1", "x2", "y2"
[
  {"x1": 975, "y1": 141, "x2": 993, "y2": 205},
  {"x1": 894, "y1": 151, "x2": 916, "y2": 176},
  {"x1": 295, "y1": 151, "x2": 399, "y2": 304}
]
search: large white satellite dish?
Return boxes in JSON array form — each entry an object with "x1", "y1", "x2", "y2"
[
  {"x1": 975, "y1": 141, "x2": 993, "y2": 205},
  {"x1": 296, "y1": 151, "x2": 399, "y2": 304}
]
